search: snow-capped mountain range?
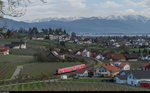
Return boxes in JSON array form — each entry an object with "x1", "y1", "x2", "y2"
[
  {"x1": 1, "y1": 15, "x2": 150, "y2": 34},
  {"x1": 26, "y1": 15, "x2": 150, "y2": 23}
]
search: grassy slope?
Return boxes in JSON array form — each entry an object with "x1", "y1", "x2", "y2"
[
  {"x1": 0, "y1": 55, "x2": 34, "y2": 64},
  {"x1": 0, "y1": 82, "x2": 149, "y2": 91}
]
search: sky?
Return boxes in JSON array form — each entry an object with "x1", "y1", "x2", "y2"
[{"x1": 4, "y1": 0, "x2": 150, "y2": 21}]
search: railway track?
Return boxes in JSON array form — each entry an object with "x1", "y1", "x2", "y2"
[{"x1": 53, "y1": 55, "x2": 100, "y2": 77}]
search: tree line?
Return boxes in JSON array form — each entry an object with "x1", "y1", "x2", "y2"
[{"x1": 0, "y1": 27, "x2": 68, "y2": 39}]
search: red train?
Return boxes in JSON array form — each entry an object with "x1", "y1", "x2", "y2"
[
  {"x1": 141, "y1": 82, "x2": 150, "y2": 88},
  {"x1": 56, "y1": 64, "x2": 86, "y2": 74}
]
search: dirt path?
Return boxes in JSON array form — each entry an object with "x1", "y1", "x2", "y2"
[{"x1": 10, "y1": 65, "x2": 23, "y2": 80}]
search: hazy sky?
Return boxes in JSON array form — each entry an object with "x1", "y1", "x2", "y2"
[{"x1": 5, "y1": 0, "x2": 150, "y2": 21}]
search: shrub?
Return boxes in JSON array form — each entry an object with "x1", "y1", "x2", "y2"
[{"x1": 34, "y1": 51, "x2": 48, "y2": 62}]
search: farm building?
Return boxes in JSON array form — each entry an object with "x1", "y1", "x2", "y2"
[
  {"x1": 124, "y1": 54, "x2": 138, "y2": 61},
  {"x1": 142, "y1": 62, "x2": 150, "y2": 71},
  {"x1": 127, "y1": 70, "x2": 150, "y2": 86},
  {"x1": 99, "y1": 64, "x2": 120, "y2": 77},
  {"x1": 76, "y1": 69, "x2": 88, "y2": 77},
  {"x1": 61, "y1": 75, "x2": 67, "y2": 80},
  {"x1": 109, "y1": 62, "x2": 130, "y2": 71},
  {"x1": 0, "y1": 47, "x2": 9, "y2": 55},
  {"x1": 5, "y1": 42, "x2": 26, "y2": 49}
]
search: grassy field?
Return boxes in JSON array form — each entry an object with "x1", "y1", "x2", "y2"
[
  {"x1": 0, "y1": 63, "x2": 16, "y2": 80},
  {"x1": 0, "y1": 81, "x2": 149, "y2": 91},
  {"x1": 0, "y1": 55, "x2": 34, "y2": 65},
  {"x1": 0, "y1": 55, "x2": 34, "y2": 80},
  {"x1": 22, "y1": 62, "x2": 82, "y2": 78}
]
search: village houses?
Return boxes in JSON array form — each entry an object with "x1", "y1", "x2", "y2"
[{"x1": 5, "y1": 42, "x2": 26, "y2": 49}]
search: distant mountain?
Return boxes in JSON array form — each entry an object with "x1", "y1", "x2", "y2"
[
  {"x1": 1, "y1": 15, "x2": 150, "y2": 34},
  {"x1": 28, "y1": 17, "x2": 85, "y2": 23}
]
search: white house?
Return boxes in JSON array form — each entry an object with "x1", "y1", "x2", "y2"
[
  {"x1": 61, "y1": 75, "x2": 67, "y2": 80},
  {"x1": 82, "y1": 49, "x2": 90, "y2": 57},
  {"x1": 115, "y1": 70, "x2": 131, "y2": 84},
  {"x1": 76, "y1": 69, "x2": 88, "y2": 77},
  {"x1": 5, "y1": 42, "x2": 26, "y2": 49},
  {"x1": 96, "y1": 54, "x2": 105, "y2": 60},
  {"x1": 76, "y1": 51, "x2": 82, "y2": 56},
  {"x1": 127, "y1": 70, "x2": 150, "y2": 86},
  {"x1": 141, "y1": 55, "x2": 150, "y2": 61}
]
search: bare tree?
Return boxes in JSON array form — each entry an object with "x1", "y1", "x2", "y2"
[{"x1": 0, "y1": 0, "x2": 46, "y2": 18}]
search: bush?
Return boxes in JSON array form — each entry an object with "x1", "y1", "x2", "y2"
[{"x1": 34, "y1": 52, "x2": 48, "y2": 62}]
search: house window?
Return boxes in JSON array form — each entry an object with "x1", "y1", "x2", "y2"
[
  {"x1": 129, "y1": 75, "x2": 132, "y2": 79},
  {"x1": 131, "y1": 81, "x2": 133, "y2": 85}
]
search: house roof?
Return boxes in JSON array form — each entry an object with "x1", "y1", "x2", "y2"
[
  {"x1": 130, "y1": 70, "x2": 150, "y2": 79},
  {"x1": 116, "y1": 75, "x2": 127, "y2": 80},
  {"x1": 143, "y1": 62, "x2": 150, "y2": 67},
  {"x1": 111, "y1": 54, "x2": 125, "y2": 60},
  {"x1": 0, "y1": 47, "x2": 9, "y2": 52},
  {"x1": 76, "y1": 69, "x2": 87, "y2": 74},
  {"x1": 110, "y1": 62, "x2": 129, "y2": 68},
  {"x1": 102, "y1": 64, "x2": 120, "y2": 73},
  {"x1": 116, "y1": 70, "x2": 131, "y2": 80},
  {"x1": 124, "y1": 54, "x2": 138, "y2": 59},
  {"x1": 0, "y1": 47, "x2": 9, "y2": 50}
]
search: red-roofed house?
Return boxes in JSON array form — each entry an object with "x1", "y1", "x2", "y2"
[
  {"x1": 99, "y1": 64, "x2": 120, "y2": 77},
  {"x1": 0, "y1": 47, "x2": 9, "y2": 55},
  {"x1": 111, "y1": 54, "x2": 126, "y2": 61},
  {"x1": 76, "y1": 69, "x2": 88, "y2": 77},
  {"x1": 109, "y1": 62, "x2": 130, "y2": 71},
  {"x1": 142, "y1": 62, "x2": 150, "y2": 71},
  {"x1": 106, "y1": 53, "x2": 126, "y2": 61}
]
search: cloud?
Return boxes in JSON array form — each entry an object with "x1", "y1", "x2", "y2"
[
  {"x1": 126, "y1": 0, "x2": 150, "y2": 8},
  {"x1": 5, "y1": 0, "x2": 150, "y2": 21},
  {"x1": 99, "y1": 1, "x2": 123, "y2": 8},
  {"x1": 113, "y1": 9, "x2": 138, "y2": 16}
]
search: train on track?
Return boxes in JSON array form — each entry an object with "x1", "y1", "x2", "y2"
[{"x1": 56, "y1": 64, "x2": 86, "y2": 74}]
